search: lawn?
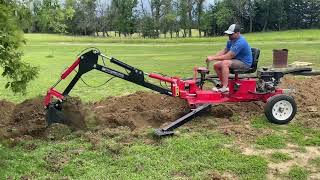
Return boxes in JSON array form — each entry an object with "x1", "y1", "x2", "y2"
[
  {"x1": 0, "y1": 30, "x2": 319, "y2": 179},
  {"x1": 1, "y1": 29, "x2": 319, "y2": 102}
]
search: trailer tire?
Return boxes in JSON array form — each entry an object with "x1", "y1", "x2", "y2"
[{"x1": 264, "y1": 94, "x2": 297, "y2": 124}]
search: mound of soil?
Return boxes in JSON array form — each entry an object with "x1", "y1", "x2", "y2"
[
  {"x1": 10, "y1": 97, "x2": 47, "y2": 137},
  {"x1": 280, "y1": 75, "x2": 320, "y2": 128},
  {"x1": 0, "y1": 96, "x2": 87, "y2": 139},
  {"x1": 58, "y1": 97, "x2": 87, "y2": 130},
  {"x1": 91, "y1": 91, "x2": 190, "y2": 130},
  {"x1": 0, "y1": 100, "x2": 15, "y2": 126},
  {"x1": 0, "y1": 75, "x2": 319, "y2": 140}
]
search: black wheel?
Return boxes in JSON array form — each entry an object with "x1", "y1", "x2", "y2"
[{"x1": 264, "y1": 94, "x2": 297, "y2": 124}]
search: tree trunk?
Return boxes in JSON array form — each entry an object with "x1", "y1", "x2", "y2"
[
  {"x1": 183, "y1": 29, "x2": 186, "y2": 37},
  {"x1": 170, "y1": 30, "x2": 173, "y2": 38},
  {"x1": 249, "y1": 17, "x2": 253, "y2": 32},
  {"x1": 263, "y1": 20, "x2": 268, "y2": 32},
  {"x1": 199, "y1": 29, "x2": 201, "y2": 38},
  {"x1": 278, "y1": 20, "x2": 281, "y2": 31}
]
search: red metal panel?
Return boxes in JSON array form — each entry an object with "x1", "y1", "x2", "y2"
[{"x1": 61, "y1": 58, "x2": 80, "y2": 79}]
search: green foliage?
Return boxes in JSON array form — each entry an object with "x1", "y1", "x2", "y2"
[
  {"x1": 33, "y1": 0, "x2": 75, "y2": 33},
  {"x1": 256, "y1": 135, "x2": 286, "y2": 149},
  {"x1": 309, "y1": 157, "x2": 320, "y2": 167},
  {"x1": 270, "y1": 152, "x2": 292, "y2": 163},
  {"x1": 0, "y1": 3, "x2": 38, "y2": 94},
  {"x1": 8, "y1": 0, "x2": 320, "y2": 36},
  {"x1": 214, "y1": 3, "x2": 234, "y2": 30},
  {"x1": 288, "y1": 165, "x2": 309, "y2": 180},
  {"x1": 111, "y1": 0, "x2": 138, "y2": 36}
]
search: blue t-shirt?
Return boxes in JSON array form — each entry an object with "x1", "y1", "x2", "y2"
[{"x1": 226, "y1": 35, "x2": 252, "y2": 66}]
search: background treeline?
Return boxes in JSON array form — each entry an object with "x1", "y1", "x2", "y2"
[{"x1": 10, "y1": 0, "x2": 320, "y2": 38}]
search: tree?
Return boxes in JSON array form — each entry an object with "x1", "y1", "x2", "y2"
[
  {"x1": 149, "y1": 0, "x2": 164, "y2": 37},
  {"x1": 0, "y1": 2, "x2": 38, "y2": 93},
  {"x1": 176, "y1": 0, "x2": 188, "y2": 37},
  {"x1": 32, "y1": 0, "x2": 70, "y2": 33},
  {"x1": 159, "y1": 0, "x2": 177, "y2": 38},
  {"x1": 214, "y1": 2, "x2": 234, "y2": 33},
  {"x1": 256, "y1": 0, "x2": 286, "y2": 31},
  {"x1": 195, "y1": 0, "x2": 205, "y2": 37},
  {"x1": 14, "y1": 0, "x2": 33, "y2": 33},
  {"x1": 111, "y1": 0, "x2": 138, "y2": 37}
]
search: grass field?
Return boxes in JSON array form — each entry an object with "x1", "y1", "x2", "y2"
[
  {"x1": 1, "y1": 29, "x2": 320, "y2": 103},
  {"x1": 0, "y1": 30, "x2": 320, "y2": 179}
]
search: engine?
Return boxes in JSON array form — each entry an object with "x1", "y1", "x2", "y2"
[{"x1": 256, "y1": 68, "x2": 284, "y2": 93}]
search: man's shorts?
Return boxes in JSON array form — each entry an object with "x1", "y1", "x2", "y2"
[{"x1": 230, "y1": 59, "x2": 250, "y2": 70}]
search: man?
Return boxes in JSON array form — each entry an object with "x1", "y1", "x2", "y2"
[{"x1": 206, "y1": 24, "x2": 253, "y2": 92}]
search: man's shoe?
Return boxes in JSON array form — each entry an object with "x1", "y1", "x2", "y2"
[
  {"x1": 218, "y1": 87, "x2": 229, "y2": 93},
  {"x1": 212, "y1": 87, "x2": 219, "y2": 91}
]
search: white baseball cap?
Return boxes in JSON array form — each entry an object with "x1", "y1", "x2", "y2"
[{"x1": 224, "y1": 24, "x2": 241, "y2": 35}]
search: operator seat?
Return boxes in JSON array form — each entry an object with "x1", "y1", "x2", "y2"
[{"x1": 230, "y1": 48, "x2": 260, "y2": 74}]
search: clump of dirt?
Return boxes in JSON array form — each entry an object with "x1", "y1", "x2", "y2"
[
  {"x1": 59, "y1": 96, "x2": 87, "y2": 130},
  {"x1": 281, "y1": 75, "x2": 320, "y2": 111},
  {"x1": 0, "y1": 96, "x2": 87, "y2": 140},
  {"x1": 281, "y1": 75, "x2": 320, "y2": 128},
  {"x1": 207, "y1": 170, "x2": 238, "y2": 180},
  {"x1": 91, "y1": 91, "x2": 189, "y2": 130},
  {"x1": 43, "y1": 151, "x2": 70, "y2": 172},
  {"x1": 0, "y1": 100, "x2": 16, "y2": 139},
  {"x1": 0, "y1": 100, "x2": 15, "y2": 126},
  {"x1": 44, "y1": 123, "x2": 72, "y2": 140},
  {"x1": 10, "y1": 97, "x2": 47, "y2": 137},
  {"x1": 209, "y1": 102, "x2": 264, "y2": 120}
]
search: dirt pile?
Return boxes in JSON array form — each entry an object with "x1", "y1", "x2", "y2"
[
  {"x1": 0, "y1": 76, "x2": 319, "y2": 139},
  {"x1": 91, "y1": 91, "x2": 190, "y2": 130},
  {"x1": 280, "y1": 75, "x2": 320, "y2": 128},
  {"x1": 0, "y1": 96, "x2": 86, "y2": 139},
  {"x1": 0, "y1": 100, "x2": 15, "y2": 126}
]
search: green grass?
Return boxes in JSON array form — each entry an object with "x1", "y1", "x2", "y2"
[
  {"x1": 0, "y1": 29, "x2": 319, "y2": 103},
  {"x1": 287, "y1": 124, "x2": 320, "y2": 146},
  {"x1": 269, "y1": 152, "x2": 292, "y2": 163},
  {"x1": 0, "y1": 133, "x2": 268, "y2": 179},
  {"x1": 24, "y1": 29, "x2": 320, "y2": 44},
  {"x1": 288, "y1": 165, "x2": 309, "y2": 180},
  {"x1": 309, "y1": 157, "x2": 320, "y2": 167},
  {"x1": 256, "y1": 134, "x2": 287, "y2": 149},
  {"x1": 251, "y1": 116, "x2": 283, "y2": 130},
  {"x1": 1, "y1": 30, "x2": 320, "y2": 179}
]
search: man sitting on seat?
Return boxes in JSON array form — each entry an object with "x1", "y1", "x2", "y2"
[{"x1": 206, "y1": 24, "x2": 253, "y2": 92}]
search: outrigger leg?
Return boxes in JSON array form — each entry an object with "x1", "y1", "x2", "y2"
[{"x1": 155, "y1": 104, "x2": 212, "y2": 136}]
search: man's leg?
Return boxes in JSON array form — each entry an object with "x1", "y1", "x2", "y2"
[
  {"x1": 213, "y1": 61, "x2": 222, "y2": 82},
  {"x1": 220, "y1": 60, "x2": 232, "y2": 88}
]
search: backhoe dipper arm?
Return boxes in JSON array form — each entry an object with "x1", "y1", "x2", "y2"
[{"x1": 44, "y1": 50, "x2": 173, "y2": 107}]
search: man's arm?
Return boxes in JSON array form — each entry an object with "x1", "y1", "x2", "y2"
[
  {"x1": 212, "y1": 51, "x2": 235, "y2": 61},
  {"x1": 215, "y1": 49, "x2": 228, "y2": 56},
  {"x1": 207, "y1": 48, "x2": 227, "y2": 61}
]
